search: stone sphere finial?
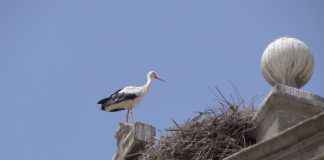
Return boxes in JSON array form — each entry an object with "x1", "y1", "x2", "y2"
[{"x1": 261, "y1": 37, "x2": 314, "y2": 88}]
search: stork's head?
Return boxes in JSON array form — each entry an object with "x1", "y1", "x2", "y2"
[{"x1": 148, "y1": 71, "x2": 165, "y2": 82}]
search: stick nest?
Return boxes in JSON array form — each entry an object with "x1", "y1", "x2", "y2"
[{"x1": 140, "y1": 88, "x2": 257, "y2": 160}]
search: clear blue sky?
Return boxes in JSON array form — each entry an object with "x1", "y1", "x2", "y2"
[{"x1": 1, "y1": 0, "x2": 323, "y2": 159}]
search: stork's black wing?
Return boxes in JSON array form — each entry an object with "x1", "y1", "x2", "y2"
[
  {"x1": 97, "y1": 88, "x2": 138, "y2": 112},
  {"x1": 97, "y1": 89, "x2": 122, "y2": 105}
]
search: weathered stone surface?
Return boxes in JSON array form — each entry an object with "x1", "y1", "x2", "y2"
[
  {"x1": 253, "y1": 84, "x2": 324, "y2": 142},
  {"x1": 224, "y1": 111, "x2": 324, "y2": 160},
  {"x1": 113, "y1": 122, "x2": 156, "y2": 160},
  {"x1": 310, "y1": 152, "x2": 324, "y2": 160},
  {"x1": 224, "y1": 85, "x2": 324, "y2": 160}
]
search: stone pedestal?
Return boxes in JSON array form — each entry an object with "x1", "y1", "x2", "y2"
[
  {"x1": 253, "y1": 84, "x2": 324, "y2": 142},
  {"x1": 113, "y1": 122, "x2": 156, "y2": 160},
  {"x1": 224, "y1": 85, "x2": 324, "y2": 160},
  {"x1": 224, "y1": 112, "x2": 324, "y2": 160}
]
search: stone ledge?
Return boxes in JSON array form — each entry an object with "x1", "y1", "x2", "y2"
[
  {"x1": 224, "y1": 111, "x2": 324, "y2": 160},
  {"x1": 310, "y1": 152, "x2": 324, "y2": 160},
  {"x1": 253, "y1": 84, "x2": 324, "y2": 142}
]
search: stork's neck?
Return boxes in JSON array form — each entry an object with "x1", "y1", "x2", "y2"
[{"x1": 143, "y1": 76, "x2": 153, "y2": 94}]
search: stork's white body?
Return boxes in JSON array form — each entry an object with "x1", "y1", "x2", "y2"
[
  {"x1": 97, "y1": 71, "x2": 164, "y2": 122},
  {"x1": 106, "y1": 86, "x2": 145, "y2": 111}
]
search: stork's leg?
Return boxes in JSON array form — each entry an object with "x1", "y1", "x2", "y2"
[
  {"x1": 126, "y1": 109, "x2": 130, "y2": 122},
  {"x1": 130, "y1": 109, "x2": 135, "y2": 122}
]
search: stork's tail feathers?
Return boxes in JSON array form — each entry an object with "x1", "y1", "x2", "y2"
[
  {"x1": 97, "y1": 97, "x2": 110, "y2": 111},
  {"x1": 97, "y1": 97, "x2": 126, "y2": 112},
  {"x1": 97, "y1": 97, "x2": 110, "y2": 105},
  {"x1": 105, "y1": 107, "x2": 125, "y2": 112},
  {"x1": 100, "y1": 104, "x2": 126, "y2": 112}
]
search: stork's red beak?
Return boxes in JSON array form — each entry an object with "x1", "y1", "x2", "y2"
[{"x1": 156, "y1": 76, "x2": 166, "y2": 82}]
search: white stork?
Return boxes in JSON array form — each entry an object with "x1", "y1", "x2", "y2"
[{"x1": 97, "y1": 71, "x2": 165, "y2": 122}]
